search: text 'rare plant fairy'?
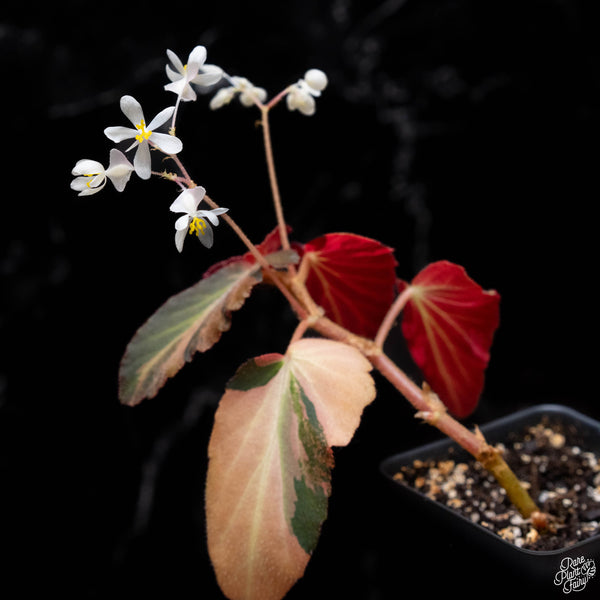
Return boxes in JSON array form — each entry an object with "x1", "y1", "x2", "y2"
[{"x1": 70, "y1": 44, "x2": 552, "y2": 600}]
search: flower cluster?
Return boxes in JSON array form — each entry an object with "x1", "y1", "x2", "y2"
[
  {"x1": 71, "y1": 44, "x2": 328, "y2": 252},
  {"x1": 210, "y1": 76, "x2": 268, "y2": 110}
]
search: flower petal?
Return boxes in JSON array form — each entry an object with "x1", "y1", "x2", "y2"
[
  {"x1": 71, "y1": 176, "x2": 106, "y2": 196},
  {"x1": 70, "y1": 176, "x2": 91, "y2": 192},
  {"x1": 166, "y1": 49, "x2": 185, "y2": 75},
  {"x1": 179, "y1": 85, "x2": 198, "y2": 102},
  {"x1": 71, "y1": 159, "x2": 104, "y2": 176},
  {"x1": 191, "y1": 65, "x2": 223, "y2": 87},
  {"x1": 104, "y1": 126, "x2": 136, "y2": 143},
  {"x1": 175, "y1": 214, "x2": 191, "y2": 230},
  {"x1": 166, "y1": 64, "x2": 180, "y2": 83},
  {"x1": 78, "y1": 185, "x2": 106, "y2": 196},
  {"x1": 198, "y1": 207, "x2": 228, "y2": 225},
  {"x1": 164, "y1": 79, "x2": 189, "y2": 98},
  {"x1": 106, "y1": 149, "x2": 134, "y2": 192},
  {"x1": 120, "y1": 95, "x2": 144, "y2": 126},
  {"x1": 187, "y1": 45, "x2": 207, "y2": 70},
  {"x1": 197, "y1": 210, "x2": 219, "y2": 226},
  {"x1": 175, "y1": 228, "x2": 187, "y2": 252},
  {"x1": 170, "y1": 196, "x2": 191, "y2": 215},
  {"x1": 150, "y1": 131, "x2": 183, "y2": 155},
  {"x1": 133, "y1": 141, "x2": 152, "y2": 180},
  {"x1": 188, "y1": 186, "x2": 207, "y2": 205},
  {"x1": 107, "y1": 148, "x2": 134, "y2": 170},
  {"x1": 299, "y1": 96, "x2": 316, "y2": 116},
  {"x1": 211, "y1": 207, "x2": 229, "y2": 216},
  {"x1": 286, "y1": 88, "x2": 316, "y2": 116},
  {"x1": 197, "y1": 223, "x2": 214, "y2": 248},
  {"x1": 107, "y1": 170, "x2": 133, "y2": 192},
  {"x1": 147, "y1": 106, "x2": 176, "y2": 130},
  {"x1": 170, "y1": 187, "x2": 205, "y2": 214}
]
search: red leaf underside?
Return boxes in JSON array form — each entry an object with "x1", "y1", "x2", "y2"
[
  {"x1": 303, "y1": 233, "x2": 397, "y2": 339},
  {"x1": 401, "y1": 261, "x2": 500, "y2": 418}
]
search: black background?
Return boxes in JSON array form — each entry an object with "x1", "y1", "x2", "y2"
[{"x1": 2, "y1": 1, "x2": 599, "y2": 598}]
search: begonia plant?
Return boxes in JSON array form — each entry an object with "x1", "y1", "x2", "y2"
[{"x1": 70, "y1": 45, "x2": 551, "y2": 600}]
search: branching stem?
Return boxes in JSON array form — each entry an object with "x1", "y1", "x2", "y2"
[
  {"x1": 201, "y1": 194, "x2": 306, "y2": 318},
  {"x1": 158, "y1": 93, "x2": 546, "y2": 528},
  {"x1": 307, "y1": 314, "x2": 543, "y2": 521}
]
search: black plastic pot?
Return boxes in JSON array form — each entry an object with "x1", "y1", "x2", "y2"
[{"x1": 380, "y1": 404, "x2": 600, "y2": 594}]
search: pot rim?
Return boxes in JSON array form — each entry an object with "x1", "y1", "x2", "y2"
[{"x1": 380, "y1": 403, "x2": 600, "y2": 557}]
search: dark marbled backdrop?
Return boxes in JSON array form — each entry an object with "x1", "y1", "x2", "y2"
[{"x1": 2, "y1": 1, "x2": 599, "y2": 597}]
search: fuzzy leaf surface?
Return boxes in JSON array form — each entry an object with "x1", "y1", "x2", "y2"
[
  {"x1": 401, "y1": 260, "x2": 500, "y2": 418},
  {"x1": 119, "y1": 260, "x2": 262, "y2": 406},
  {"x1": 118, "y1": 226, "x2": 298, "y2": 407},
  {"x1": 206, "y1": 338, "x2": 376, "y2": 600},
  {"x1": 302, "y1": 233, "x2": 397, "y2": 339}
]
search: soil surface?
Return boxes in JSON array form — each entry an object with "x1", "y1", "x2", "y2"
[{"x1": 393, "y1": 418, "x2": 600, "y2": 551}]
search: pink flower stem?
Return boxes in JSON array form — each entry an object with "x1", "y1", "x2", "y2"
[{"x1": 260, "y1": 106, "x2": 293, "y2": 258}]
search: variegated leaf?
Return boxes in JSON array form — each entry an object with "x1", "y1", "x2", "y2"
[{"x1": 206, "y1": 338, "x2": 376, "y2": 600}]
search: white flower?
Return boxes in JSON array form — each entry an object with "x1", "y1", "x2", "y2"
[
  {"x1": 286, "y1": 69, "x2": 328, "y2": 116},
  {"x1": 169, "y1": 187, "x2": 228, "y2": 252},
  {"x1": 104, "y1": 95, "x2": 183, "y2": 180},
  {"x1": 164, "y1": 46, "x2": 223, "y2": 102},
  {"x1": 70, "y1": 159, "x2": 106, "y2": 196},
  {"x1": 70, "y1": 149, "x2": 134, "y2": 196},
  {"x1": 209, "y1": 76, "x2": 267, "y2": 110}
]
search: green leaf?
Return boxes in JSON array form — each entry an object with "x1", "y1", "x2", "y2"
[
  {"x1": 226, "y1": 354, "x2": 285, "y2": 391},
  {"x1": 119, "y1": 260, "x2": 262, "y2": 406},
  {"x1": 289, "y1": 375, "x2": 329, "y2": 553},
  {"x1": 206, "y1": 338, "x2": 376, "y2": 600}
]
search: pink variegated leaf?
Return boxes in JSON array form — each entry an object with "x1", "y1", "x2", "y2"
[{"x1": 206, "y1": 338, "x2": 376, "y2": 600}]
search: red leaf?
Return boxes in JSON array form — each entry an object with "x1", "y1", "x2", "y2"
[
  {"x1": 303, "y1": 233, "x2": 397, "y2": 338},
  {"x1": 401, "y1": 260, "x2": 500, "y2": 418}
]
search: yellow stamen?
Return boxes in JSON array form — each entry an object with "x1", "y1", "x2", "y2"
[
  {"x1": 135, "y1": 119, "x2": 152, "y2": 143},
  {"x1": 189, "y1": 217, "x2": 207, "y2": 236},
  {"x1": 84, "y1": 173, "x2": 100, "y2": 187}
]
